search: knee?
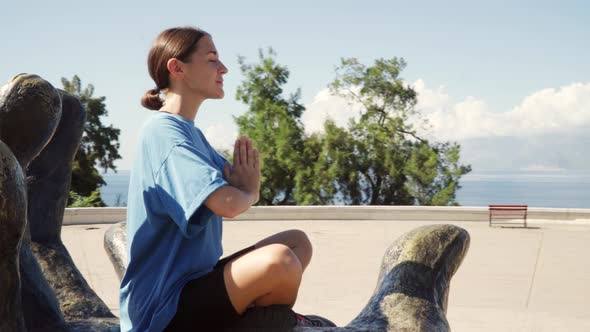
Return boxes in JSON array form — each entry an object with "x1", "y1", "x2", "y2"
[
  {"x1": 291, "y1": 229, "x2": 312, "y2": 250},
  {"x1": 261, "y1": 244, "x2": 302, "y2": 286},
  {"x1": 289, "y1": 229, "x2": 313, "y2": 265}
]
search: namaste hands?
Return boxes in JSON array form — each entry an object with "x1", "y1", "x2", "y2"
[{"x1": 223, "y1": 135, "x2": 260, "y2": 205}]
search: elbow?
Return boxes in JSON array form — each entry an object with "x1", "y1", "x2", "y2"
[
  {"x1": 215, "y1": 205, "x2": 243, "y2": 219},
  {"x1": 205, "y1": 186, "x2": 250, "y2": 219},
  {"x1": 227, "y1": 205, "x2": 248, "y2": 218},
  {"x1": 221, "y1": 209, "x2": 239, "y2": 219}
]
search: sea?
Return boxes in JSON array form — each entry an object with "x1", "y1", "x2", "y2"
[{"x1": 100, "y1": 169, "x2": 590, "y2": 209}]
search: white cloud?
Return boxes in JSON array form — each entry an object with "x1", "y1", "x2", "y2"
[
  {"x1": 301, "y1": 88, "x2": 364, "y2": 135},
  {"x1": 413, "y1": 79, "x2": 451, "y2": 112},
  {"x1": 421, "y1": 82, "x2": 590, "y2": 140},
  {"x1": 300, "y1": 80, "x2": 590, "y2": 170},
  {"x1": 196, "y1": 81, "x2": 590, "y2": 170},
  {"x1": 204, "y1": 123, "x2": 237, "y2": 152},
  {"x1": 414, "y1": 80, "x2": 590, "y2": 170}
]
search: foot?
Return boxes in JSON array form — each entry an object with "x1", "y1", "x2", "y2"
[{"x1": 294, "y1": 313, "x2": 337, "y2": 327}]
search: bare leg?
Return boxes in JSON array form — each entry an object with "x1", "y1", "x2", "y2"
[
  {"x1": 222, "y1": 229, "x2": 313, "y2": 315},
  {"x1": 254, "y1": 229, "x2": 313, "y2": 271},
  {"x1": 223, "y1": 243, "x2": 302, "y2": 314}
]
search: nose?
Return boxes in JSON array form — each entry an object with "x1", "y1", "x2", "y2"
[{"x1": 218, "y1": 60, "x2": 228, "y2": 75}]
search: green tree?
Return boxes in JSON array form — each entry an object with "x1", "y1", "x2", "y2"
[
  {"x1": 68, "y1": 189, "x2": 104, "y2": 207},
  {"x1": 235, "y1": 48, "x2": 306, "y2": 205},
  {"x1": 405, "y1": 141, "x2": 471, "y2": 205},
  {"x1": 293, "y1": 132, "x2": 332, "y2": 205},
  {"x1": 62, "y1": 75, "x2": 121, "y2": 207},
  {"x1": 235, "y1": 52, "x2": 469, "y2": 206},
  {"x1": 305, "y1": 57, "x2": 471, "y2": 205}
]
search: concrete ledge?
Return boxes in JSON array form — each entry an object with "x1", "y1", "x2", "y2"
[
  {"x1": 64, "y1": 208, "x2": 127, "y2": 225},
  {"x1": 229, "y1": 206, "x2": 488, "y2": 221},
  {"x1": 63, "y1": 206, "x2": 590, "y2": 225}
]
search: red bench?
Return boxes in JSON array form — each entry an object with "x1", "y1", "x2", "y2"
[{"x1": 488, "y1": 205, "x2": 528, "y2": 227}]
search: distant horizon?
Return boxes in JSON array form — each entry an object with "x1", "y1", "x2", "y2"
[
  {"x1": 99, "y1": 168, "x2": 590, "y2": 208},
  {"x1": 101, "y1": 167, "x2": 590, "y2": 175}
]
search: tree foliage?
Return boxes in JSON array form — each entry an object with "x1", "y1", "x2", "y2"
[
  {"x1": 313, "y1": 57, "x2": 471, "y2": 205},
  {"x1": 236, "y1": 53, "x2": 470, "y2": 206},
  {"x1": 68, "y1": 189, "x2": 104, "y2": 207},
  {"x1": 62, "y1": 75, "x2": 121, "y2": 207},
  {"x1": 235, "y1": 49, "x2": 305, "y2": 205}
]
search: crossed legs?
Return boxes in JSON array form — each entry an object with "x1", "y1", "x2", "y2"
[{"x1": 222, "y1": 229, "x2": 312, "y2": 314}]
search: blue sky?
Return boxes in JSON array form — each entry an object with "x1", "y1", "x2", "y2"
[{"x1": 2, "y1": 0, "x2": 589, "y2": 171}]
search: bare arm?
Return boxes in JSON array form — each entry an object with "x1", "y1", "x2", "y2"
[
  {"x1": 205, "y1": 185, "x2": 257, "y2": 218},
  {"x1": 205, "y1": 135, "x2": 260, "y2": 218}
]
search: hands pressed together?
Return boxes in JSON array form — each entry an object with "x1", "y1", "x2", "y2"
[{"x1": 223, "y1": 135, "x2": 260, "y2": 205}]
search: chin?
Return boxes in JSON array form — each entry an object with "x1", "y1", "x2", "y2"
[{"x1": 212, "y1": 89, "x2": 225, "y2": 99}]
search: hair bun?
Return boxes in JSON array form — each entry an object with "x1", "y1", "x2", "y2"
[{"x1": 141, "y1": 88, "x2": 163, "y2": 110}]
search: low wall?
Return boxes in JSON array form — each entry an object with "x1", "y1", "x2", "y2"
[
  {"x1": 64, "y1": 207, "x2": 127, "y2": 225},
  {"x1": 63, "y1": 206, "x2": 590, "y2": 226}
]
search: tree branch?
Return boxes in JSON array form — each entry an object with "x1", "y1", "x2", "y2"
[
  {"x1": 398, "y1": 128, "x2": 426, "y2": 143},
  {"x1": 346, "y1": 88, "x2": 371, "y2": 112},
  {"x1": 359, "y1": 169, "x2": 375, "y2": 204}
]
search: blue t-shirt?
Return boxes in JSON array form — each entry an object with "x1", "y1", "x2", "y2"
[{"x1": 120, "y1": 112, "x2": 229, "y2": 332}]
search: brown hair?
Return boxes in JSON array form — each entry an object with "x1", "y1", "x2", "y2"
[{"x1": 141, "y1": 26, "x2": 210, "y2": 110}]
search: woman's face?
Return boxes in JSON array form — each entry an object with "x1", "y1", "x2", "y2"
[{"x1": 181, "y1": 35, "x2": 228, "y2": 99}]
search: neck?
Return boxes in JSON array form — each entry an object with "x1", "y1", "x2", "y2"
[{"x1": 160, "y1": 90, "x2": 205, "y2": 121}]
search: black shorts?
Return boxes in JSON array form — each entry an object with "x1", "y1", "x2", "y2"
[{"x1": 164, "y1": 245, "x2": 256, "y2": 331}]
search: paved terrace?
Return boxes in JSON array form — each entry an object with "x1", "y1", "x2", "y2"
[{"x1": 61, "y1": 207, "x2": 590, "y2": 331}]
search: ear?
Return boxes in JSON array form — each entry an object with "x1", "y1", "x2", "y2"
[{"x1": 166, "y1": 58, "x2": 184, "y2": 79}]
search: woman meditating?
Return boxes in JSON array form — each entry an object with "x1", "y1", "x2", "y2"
[{"x1": 119, "y1": 26, "x2": 335, "y2": 331}]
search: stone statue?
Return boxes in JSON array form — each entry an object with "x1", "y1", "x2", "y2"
[
  {"x1": 28, "y1": 89, "x2": 115, "y2": 320},
  {"x1": 0, "y1": 74, "x2": 118, "y2": 331},
  {"x1": 1, "y1": 73, "x2": 470, "y2": 332},
  {"x1": 105, "y1": 223, "x2": 469, "y2": 331},
  {"x1": 0, "y1": 126, "x2": 28, "y2": 332},
  {"x1": 1, "y1": 73, "x2": 65, "y2": 332}
]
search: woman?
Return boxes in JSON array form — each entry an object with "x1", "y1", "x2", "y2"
[{"x1": 119, "y1": 26, "x2": 335, "y2": 331}]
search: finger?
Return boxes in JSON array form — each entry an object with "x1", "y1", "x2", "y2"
[
  {"x1": 234, "y1": 139, "x2": 240, "y2": 166},
  {"x1": 223, "y1": 162, "x2": 231, "y2": 179},
  {"x1": 247, "y1": 138, "x2": 253, "y2": 166},
  {"x1": 240, "y1": 135, "x2": 247, "y2": 167},
  {"x1": 253, "y1": 148, "x2": 259, "y2": 170}
]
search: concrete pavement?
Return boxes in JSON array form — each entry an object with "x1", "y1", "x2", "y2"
[{"x1": 61, "y1": 219, "x2": 590, "y2": 331}]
